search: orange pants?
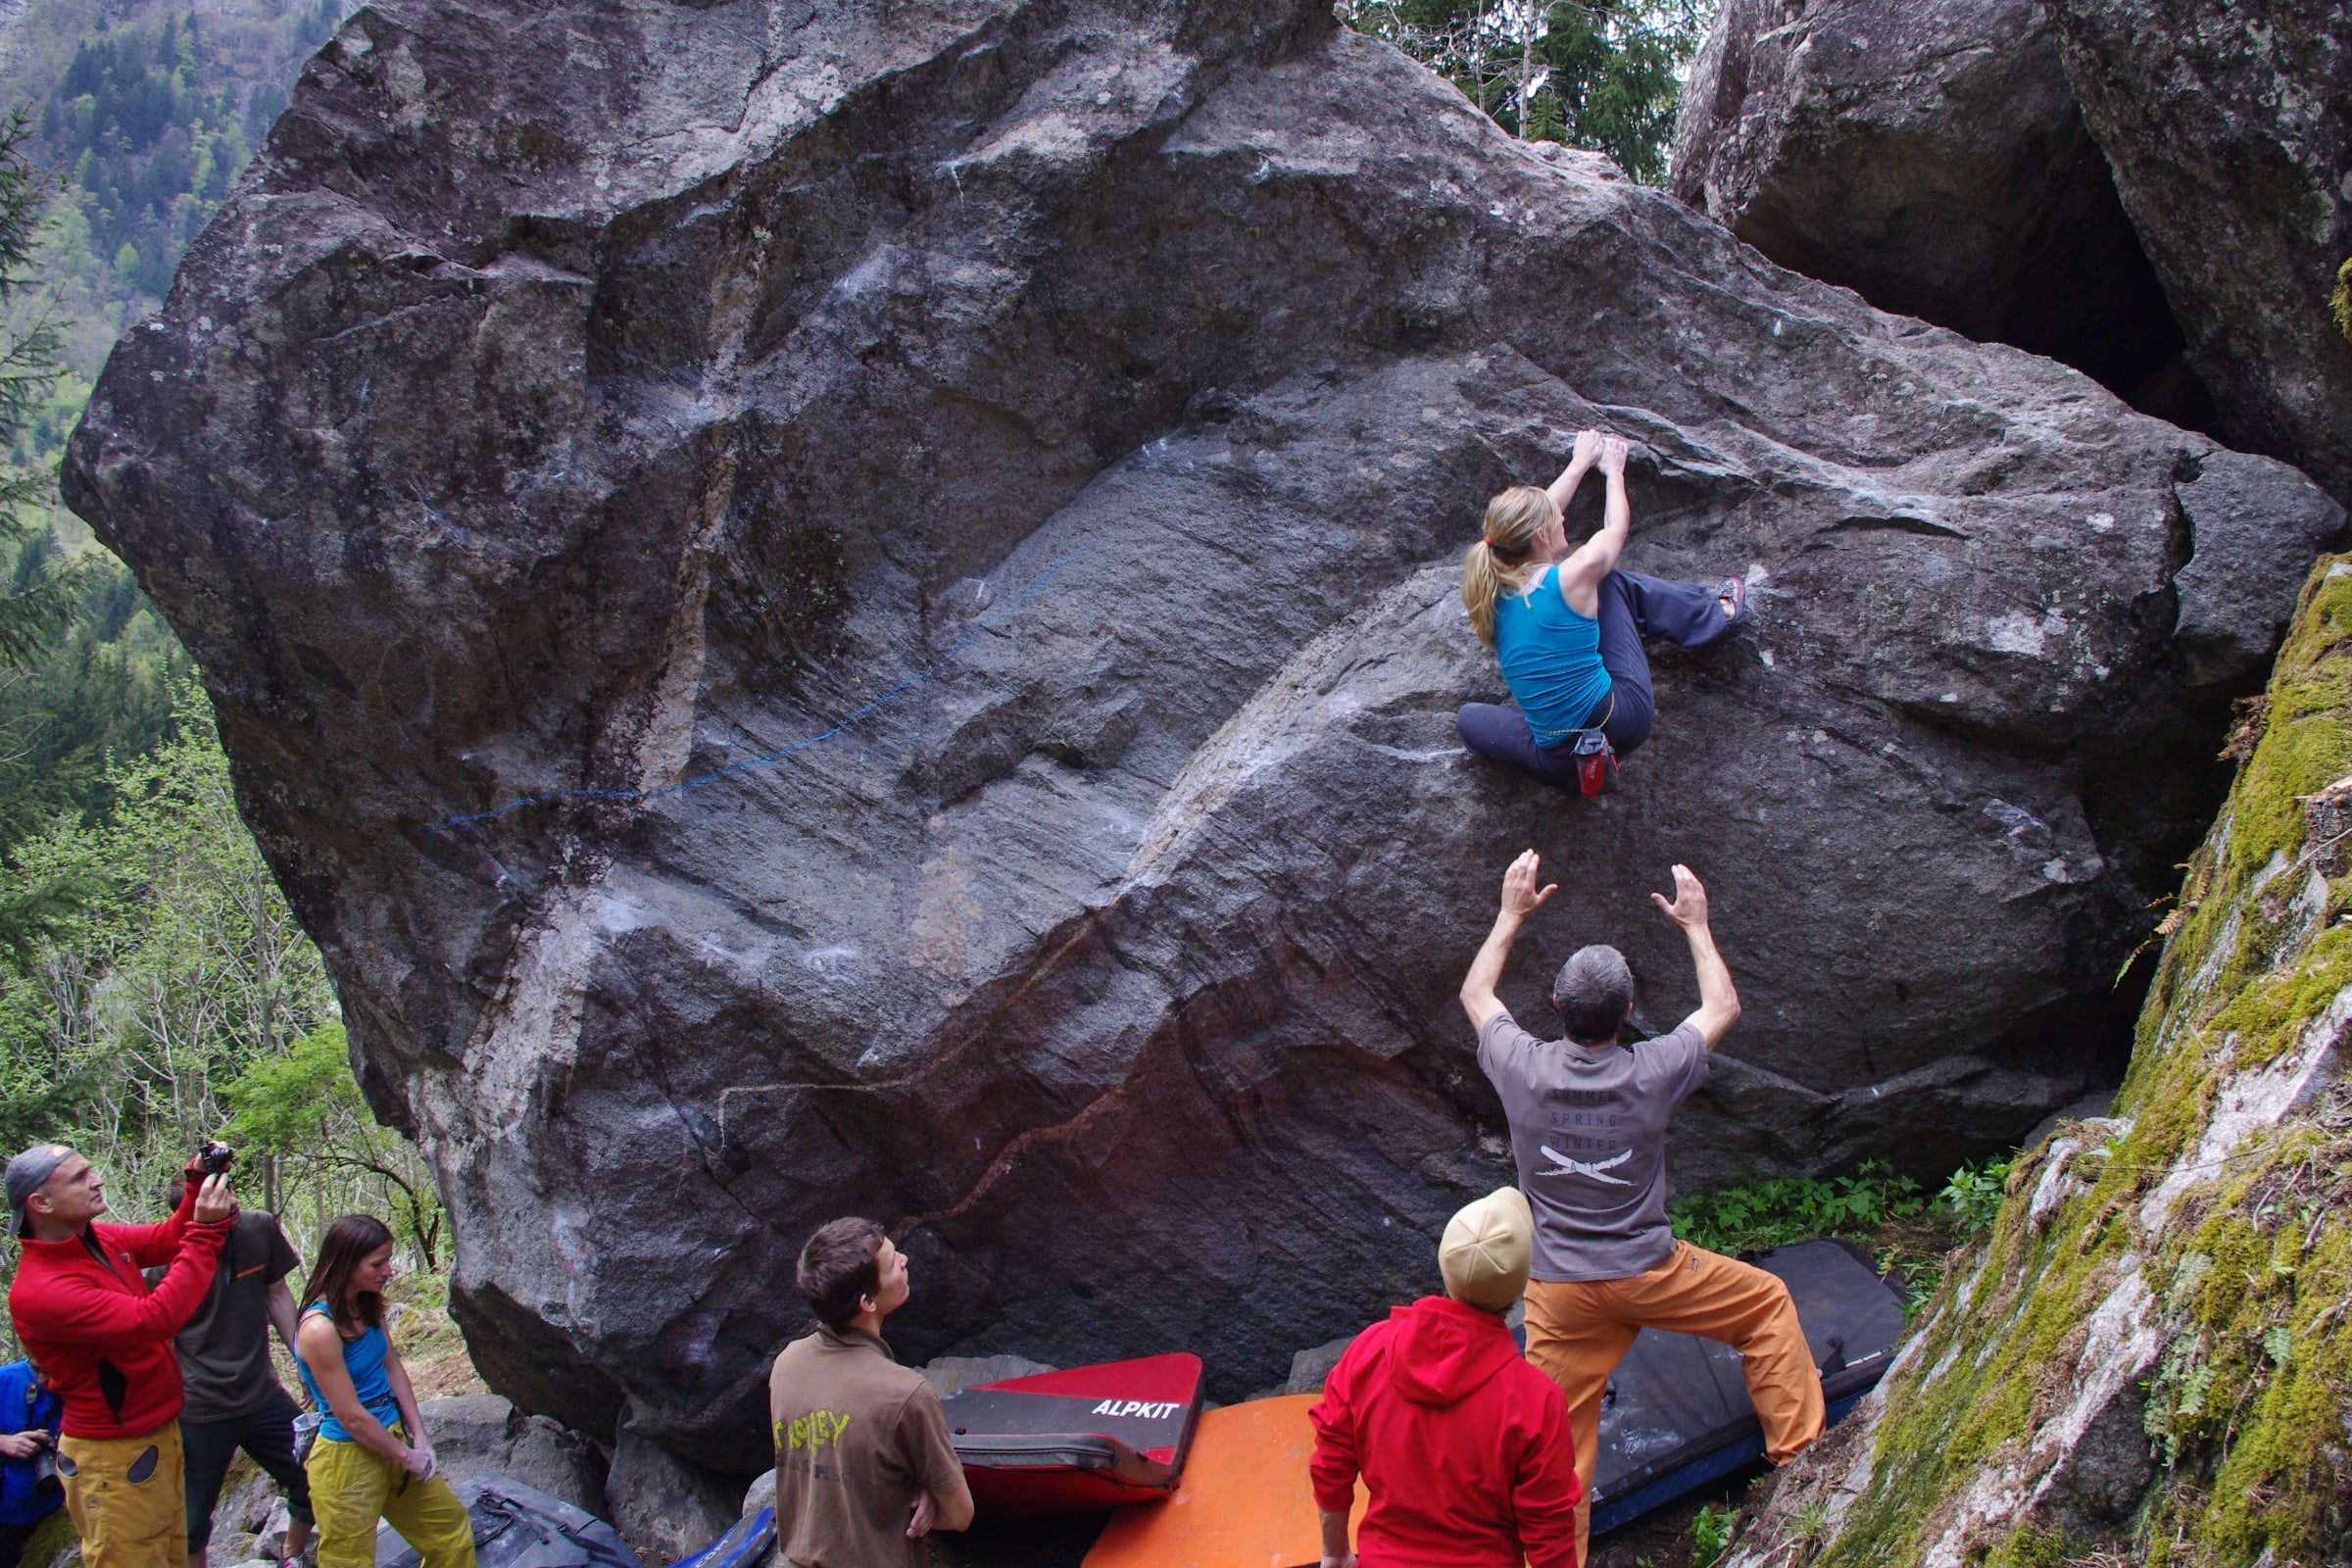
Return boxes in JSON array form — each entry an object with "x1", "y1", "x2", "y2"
[{"x1": 1525, "y1": 1239, "x2": 1826, "y2": 1560}]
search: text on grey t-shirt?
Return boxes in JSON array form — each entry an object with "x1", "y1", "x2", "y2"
[{"x1": 1477, "y1": 1012, "x2": 1709, "y2": 1283}]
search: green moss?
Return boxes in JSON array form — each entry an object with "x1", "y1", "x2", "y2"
[
  {"x1": 1980, "y1": 1521, "x2": 2070, "y2": 1568},
  {"x1": 2335, "y1": 254, "x2": 2352, "y2": 343}
]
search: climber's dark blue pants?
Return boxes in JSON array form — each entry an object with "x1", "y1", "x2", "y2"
[{"x1": 1456, "y1": 569, "x2": 1732, "y2": 787}]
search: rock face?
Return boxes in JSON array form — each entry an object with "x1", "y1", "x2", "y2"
[
  {"x1": 606, "y1": 1426, "x2": 745, "y2": 1566},
  {"x1": 1669, "y1": 0, "x2": 2190, "y2": 408},
  {"x1": 2043, "y1": 0, "x2": 2352, "y2": 507},
  {"x1": 1721, "y1": 555, "x2": 2352, "y2": 1568},
  {"x1": 62, "y1": 0, "x2": 2347, "y2": 1468},
  {"x1": 419, "y1": 1394, "x2": 611, "y2": 1518}
]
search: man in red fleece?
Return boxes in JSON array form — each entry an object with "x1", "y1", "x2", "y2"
[
  {"x1": 5, "y1": 1144, "x2": 236, "y2": 1568},
  {"x1": 1308, "y1": 1187, "x2": 1581, "y2": 1568}
]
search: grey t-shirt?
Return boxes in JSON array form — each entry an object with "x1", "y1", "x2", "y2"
[
  {"x1": 174, "y1": 1208, "x2": 300, "y2": 1421},
  {"x1": 1478, "y1": 1012, "x2": 1710, "y2": 1282}
]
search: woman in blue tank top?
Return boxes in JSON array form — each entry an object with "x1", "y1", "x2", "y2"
[
  {"x1": 1457, "y1": 431, "x2": 1751, "y2": 788},
  {"x1": 293, "y1": 1216, "x2": 475, "y2": 1568}
]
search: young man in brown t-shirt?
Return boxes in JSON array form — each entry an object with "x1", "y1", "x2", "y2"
[
  {"x1": 767, "y1": 1220, "x2": 970, "y2": 1568},
  {"x1": 1459, "y1": 852, "x2": 1825, "y2": 1564}
]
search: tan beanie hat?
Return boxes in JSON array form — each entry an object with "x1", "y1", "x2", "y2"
[{"x1": 1439, "y1": 1187, "x2": 1534, "y2": 1310}]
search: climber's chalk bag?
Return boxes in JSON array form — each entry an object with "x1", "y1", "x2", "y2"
[{"x1": 1571, "y1": 728, "x2": 1619, "y2": 797}]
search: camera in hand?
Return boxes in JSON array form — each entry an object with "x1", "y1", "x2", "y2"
[
  {"x1": 25, "y1": 1431, "x2": 57, "y2": 1491},
  {"x1": 198, "y1": 1140, "x2": 235, "y2": 1175}
]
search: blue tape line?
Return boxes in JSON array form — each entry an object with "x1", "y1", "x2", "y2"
[{"x1": 430, "y1": 543, "x2": 1089, "y2": 832}]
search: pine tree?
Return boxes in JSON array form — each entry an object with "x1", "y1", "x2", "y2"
[{"x1": 0, "y1": 108, "x2": 71, "y2": 668}]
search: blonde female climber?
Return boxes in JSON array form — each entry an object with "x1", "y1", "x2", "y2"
[{"x1": 1457, "y1": 431, "x2": 1750, "y2": 788}]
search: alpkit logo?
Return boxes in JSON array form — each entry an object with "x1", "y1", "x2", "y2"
[{"x1": 1090, "y1": 1398, "x2": 1183, "y2": 1419}]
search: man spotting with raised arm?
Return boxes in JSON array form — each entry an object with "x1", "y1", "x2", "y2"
[
  {"x1": 5, "y1": 1145, "x2": 237, "y2": 1568},
  {"x1": 1458, "y1": 853, "x2": 1822, "y2": 1562}
]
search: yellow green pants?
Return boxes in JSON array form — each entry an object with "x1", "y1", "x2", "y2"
[
  {"x1": 304, "y1": 1431, "x2": 476, "y2": 1568},
  {"x1": 59, "y1": 1421, "x2": 184, "y2": 1568}
]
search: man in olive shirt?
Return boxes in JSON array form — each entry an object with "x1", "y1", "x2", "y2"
[
  {"x1": 768, "y1": 1220, "x2": 971, "y2": 1568},
  {"x1": 173, "y1": 1205, "x2": 314, "y2": 1568},
  {"x1": 1459, "y1": 851, "x2": 1824, "y2": 1564}
]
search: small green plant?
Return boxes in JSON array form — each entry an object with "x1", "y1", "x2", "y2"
[
  {"x1": 1788, "y1": 1498, "x2": 1833, "y2": 1544},
  {"x1": 1689, "y1": 1501, "x2": 1739, "y2": 1567},
  {"x1": 1670, "y1": 1162, "x2": 1927, "y2": 1254},
  {"x1": 2333, "y1": 254, "x2": 2352, "y2": 343},
  {"x1": 1935, "y1": 1155, "x2": 2012, "y2": 1236}
]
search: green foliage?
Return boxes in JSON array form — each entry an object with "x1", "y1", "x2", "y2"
[
  {"x1": 1935, "y1": 1156, "x2": 2012, "y2": 1236},
  {"x1": 2333, "y1": 254, "x2": 2351, "y2": 344},
  {"x1": 224, "y1": 1022, "x2": 444, "y2": 1268},
  {"x1": 0, "y1": 0, "x2": 349, "y2": 479},
  {"x1": 0, "y1": 107, "x2": 76, "y2": 670},
  {"x1": 1343, "y1": 0, "x2": 1716, "y2": 184},
  {"x1": 1669, "y1": 1161, "x2": 1926, "y2": 1255},
  {"x1": 1688, "y1": 1501, "x2": 1737, "y2": 1567}
]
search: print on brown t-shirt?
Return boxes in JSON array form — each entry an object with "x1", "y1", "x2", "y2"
[{"x1": 767, "y1": 1325, "x2": 963, "y2": 1568}]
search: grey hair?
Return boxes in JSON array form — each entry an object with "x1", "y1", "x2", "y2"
[{"x1": 1551, "y1": 945, "x2": 1634, "y2": 1046}]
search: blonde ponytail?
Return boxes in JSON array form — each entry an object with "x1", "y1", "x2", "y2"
[{"x1": 1462, "y1": 485, "x2": 1556, "y2": 645}]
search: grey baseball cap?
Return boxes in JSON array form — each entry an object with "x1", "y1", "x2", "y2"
[{"x1": 6, "y1": 1144, "x2": 74, "y2": 1239}]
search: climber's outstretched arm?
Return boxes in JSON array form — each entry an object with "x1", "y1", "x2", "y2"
[
  {"x1": 1651, "y1": 863, "x2": 1740, "y2": 1053},
  {"x1": 1460, "y1": 851, "x2": 1557, "y2": 1032},
  {"x1": 1556, "y1": 436, "x2": 1630, "y2": 606}
]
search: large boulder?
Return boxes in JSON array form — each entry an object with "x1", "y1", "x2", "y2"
[
  {"x1": 2042, "y1": 0, "x2": 2352, "y2": 505},
  {"x1": 1668, "y1": 0, "x2": 2190, "y2": 409},
  {"x1": 62, "y1": 0, "x2": 2344, "y2": 1468}
]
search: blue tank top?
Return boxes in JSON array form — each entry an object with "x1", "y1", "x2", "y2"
[
  {"x1": 296, "y1": 1302, "x2": 401, "y2": 1442},
  {"x1": 1492, "y1": 565, "x2": 1612, "y2": 746}
]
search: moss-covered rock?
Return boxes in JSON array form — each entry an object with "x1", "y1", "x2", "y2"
[{"x1": 1727, "y1": 556, "x2": 2352, "y2": 1568}]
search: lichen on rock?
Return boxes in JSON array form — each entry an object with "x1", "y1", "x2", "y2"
[{"x1": 1727, "y1": 556, "x2": 2352, "y2": 1567}]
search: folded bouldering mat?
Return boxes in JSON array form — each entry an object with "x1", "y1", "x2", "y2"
[
  {"x1": 945, "y1": 1352, "x2": 1206, "y2": 1521},
  {"x1": 375, "y1": 1476, "x2": 642, "y2": 1568},
  {"x1": 1591, "y1": 1238, "x2": 1907, "y2": 1535},
  {"x1": 1081, "y1": 1396, "x2": 1366, "y2": 1568}
]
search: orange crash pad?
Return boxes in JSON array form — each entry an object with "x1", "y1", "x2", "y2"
[{"x1": 1081, "y1": 1395, "x2": 1367, "y2": 1568}]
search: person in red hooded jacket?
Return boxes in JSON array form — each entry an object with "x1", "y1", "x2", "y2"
[
  {"x1": 1308, "y1": 1187, "x2": 1581, "y2": 1568},
  {"x1": 5, "y1": 1144, "x2": 236, "y2": 1568}
]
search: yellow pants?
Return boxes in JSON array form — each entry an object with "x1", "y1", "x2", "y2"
[
  {"x1": 1526, "y1": 1240, "x2": 1828, "y2": 1564},
  {"x1": 304, "y1": 1431, "x2": 477, "y2": 1568},
  {"x1": 59, "y1": 1422, "x2": 184, "y2": 1568}
]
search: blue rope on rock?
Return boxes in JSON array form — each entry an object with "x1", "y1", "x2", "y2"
[{"x1": 431, "y1": 542, "x2": 1089, "y2": 832}]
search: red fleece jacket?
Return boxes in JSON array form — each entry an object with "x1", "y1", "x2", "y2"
[
  {"x1": 1310, "y1": 1295, "x2": 1582, "y2": 1568},
  {"x1": 6, "y1": 1172, "x2": 231, "y2": 1438}
]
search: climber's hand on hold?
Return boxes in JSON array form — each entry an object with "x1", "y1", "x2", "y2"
[
  {"x1": 1596, "y1": 434, "x2": 1630, "y2": 479},
  {"x1": 1570, "y1": 428, "x2": 1603, "y2": 470},
  {"x1": 1499, "y1": 850, "x2": 1557, "y2": 921}
]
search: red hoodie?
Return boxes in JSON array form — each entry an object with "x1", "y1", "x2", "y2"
[
  {"x1": 7, "y1": 1172, "x2": 231, "y2": 1439},
  {"x1": 1309, "y1": 1296, "x2": 1582, "y2": 1568}
]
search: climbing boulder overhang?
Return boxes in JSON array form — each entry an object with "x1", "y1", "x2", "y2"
[{"x1": 61, "y1": 0, "x2": 2346, "y2": 1465}]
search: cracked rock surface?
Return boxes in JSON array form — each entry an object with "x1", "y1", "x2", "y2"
[{"x1": 62, "y1": 0, "x2": 2346, "y2": 1465}]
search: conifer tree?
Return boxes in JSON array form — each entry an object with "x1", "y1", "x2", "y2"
[{"x1": 0, "y1": 107, "x2": 71, "y2": 669}]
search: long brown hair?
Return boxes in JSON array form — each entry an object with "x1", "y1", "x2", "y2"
[
  {"x1": 299, "y1": 1214, "x2": 394, "y2": 1337},
  {"x1": 1463, "y1": 485, "x2": 1557, "y2": 645}
]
